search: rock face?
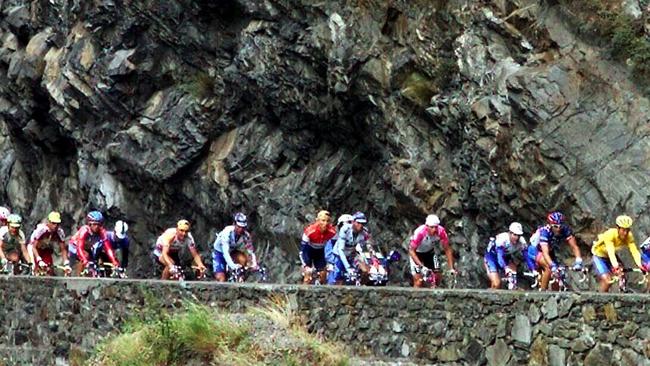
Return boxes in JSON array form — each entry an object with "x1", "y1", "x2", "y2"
[{"x1": 0, "y1": 1, "x2": 649, "y2": 282}]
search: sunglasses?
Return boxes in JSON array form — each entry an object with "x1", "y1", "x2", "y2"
[
  {"x1": 178, "y1": 229, "x2": 189, "y2": 233},
  {"x1": 551, "y1": 224, "x2": 561, "y2": 229},
  {"x1": 89, "y1": 222, "x2": 101, "y2": 227}
]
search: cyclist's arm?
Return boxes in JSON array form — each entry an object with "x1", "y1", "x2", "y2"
[
  {"x1": 26, "y1": 242, "x2": 36, "y2": 264},
  {"x1": 409, "y1": 229, "x2": 425, "y2": 267},
  {"x1": 20, "y1": 241, "x2": 30, "y2": 264},
  {"x1": 298, "y1": 233, "x2": 310, "y2": 267},
  {"x1": 188, "y1": 246, "x2": 205, "y2": 268},
  {"x1": 102, "y1": 238, "x2": 120, "y2": 267},
  {"x1": 221, "y1": 237, "x2": 238, "y2": 270},
  {"x1": 443, "y1": 243, "x2": 455, "y2": 270},
  {"x1": 244, "y1": 235, "x2": 257, "y2": 268},
  {"x1": 566, "y1": 236, "x2": 582, "y2": 262},
  {"x1": 605, "y1": 239, "x2": 618, "y2": 268},
  {"x1": 496, "y1": 245, "x2": 508, "y2": 269},
  {"x1": 333, "y1": 237, "x2": 351, "y2": 271},
  {"x1": 30, "y1": 241, "x2": 42, "y2": 263},
  {"x1": 58, "y1": 240, "x2": 68, "y2": 264},
  {"x1": 160, "y1": 233, "x2": 175, "y2": 267},
  {"x1": 439, "y1": 228, "x2": 454, "y2": 269},
  {"x1": 628, "y1": 242, "x2": 643, "y2": 269},
  {"x1": 0, "y1": 240, "x2": 5, "y2": 261}
]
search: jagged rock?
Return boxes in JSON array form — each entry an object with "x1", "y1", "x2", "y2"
[
  {"x1": 486, "y1": 338, "x2": 512, "y2": 366},
  {"x1": 0, "y1": 0, "x2": 648, "y2": 283},
  {"x1": 548, "y1": 344, "x2": 566, "y2": 366},
  {"x1": 584, "y1": 344, "x2": 613, "y2": 366},
  {"x1": 511, "y1": 314, "x2": 532, "y2": 346}
]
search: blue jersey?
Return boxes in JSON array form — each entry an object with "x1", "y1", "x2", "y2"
[
  {"x1": 530, "y1": 224, "x2": 573, "y2": 252},
  {"x1": 107, "y1": 231, "x2": 129, "y2": 250}
]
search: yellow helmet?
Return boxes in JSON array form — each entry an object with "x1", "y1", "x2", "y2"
[
  {"x1": 177, "y1": 219, "x2": 190, "y2": 231},
  {"x1": 48, "y1": 211, "x2": 62, "y2": 224},
  {"x1": 615, "y1": 215, "x2": 633, "y2": 229}
]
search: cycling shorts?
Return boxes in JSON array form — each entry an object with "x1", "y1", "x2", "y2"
[
  {"x1": 409, "y1": 251, "x2": 437, "y2": 275},
  {"x1": 300, "y1": 244, "x2": 326, "y2": 270}
]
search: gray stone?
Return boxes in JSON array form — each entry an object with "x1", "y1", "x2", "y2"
[
  {"x1": 548, "y1": 345, "x2": 566, "y2": 366},
  {"x1": 511, "y1": 314, "x2": 532, "y2": 345},
  {"x1": 542, "y1": 297, "x2": 559, "y2": 320},
  {"x1": 436, "y1": 343, "x2": 461, "y2": 362},
  {"x1": 107, "y1": 49, "x2": 136, "y2": 76},
  {"x1": 391, "y1": 320, "x2": 403, "y2": 333},
  {"x1": 486, "y1": 339, "x2": 512, "y2": 366},
  {"x1": 529, "y1": 304, "x2": 541, "y2": 324},
  {"x1": 584, "y1": 344, "x2": 613, "y2": 366},
  {"x1": 572, "y1": 335, "x2": 595, "y2": 352}
]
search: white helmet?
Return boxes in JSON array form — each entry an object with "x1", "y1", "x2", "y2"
[
  {"x1": 0, "y1": 207, "x2": 9, "y2": 221},
  {"x1": 115, "y1": 220, "x2": 129, "y2": 239},
  {"x1": 425, "y1": 214, "x2": 440, "y2": 227},
  {"x1": 509, "y1": 222, "x2": 524, "y2": 235},
  {"x1": 337, "y1": 214, "x2": 354, "y2": 225}
]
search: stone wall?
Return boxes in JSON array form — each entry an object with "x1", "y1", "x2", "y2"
[{"x1": 0, "y1": 277, "x2": 649, "y2": 365}]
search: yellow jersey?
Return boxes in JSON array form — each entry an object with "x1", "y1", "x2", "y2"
[{"x1": 591, "y1": 228, "x2": 642, "y2": 268}]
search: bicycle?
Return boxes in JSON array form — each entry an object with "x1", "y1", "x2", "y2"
[
  {"x1": 55, "y1": 265, "x2": 73, "y2": 277},
  {"x1": 343, "y1": 267, "x2": 361, "y2": 286},
  {"x1": 302, "y1": 266, "x2": 327, "y2": 285},
  {"x1": 229, "y1": 265, "x2": 268, "y2": 283},
  {"x1": 609, "y1": 268, "x2": 649, "y2": 293}
]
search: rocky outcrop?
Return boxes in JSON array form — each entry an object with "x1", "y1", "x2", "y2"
[
  {"x1": 1, "y1": 277, "x2": 650, "y2": 365},
  {"x1": 0, "y1": 1, "x2": 649, "y2": 283}
]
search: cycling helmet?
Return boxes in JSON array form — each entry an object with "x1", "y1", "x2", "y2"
[
  {"x1": 425, "y1": 214, "x2": 440, "y2": 227},
  {"x1": 7, "y1": 214, "x2": 21, "y2": 228},
  {"x1": 234, "y1": 212, "x2": 247, "y2": 227},
  {"x1": 0, "y1": 207, "x2": 9, "y2": 221},
  {"x1": 86, "y1": 211, "x2": 104, "y2": 223},
  {"x1": 177, "y1": 219, "x2": 190, "y2": 231},
  {"x1": 48, "y1": 211, "x2": 62, "y2": 224},
  {"x1": 337, "y1": 214, "x2": 354, "y2": 225},
  {"x1": 115, "y1": 220, "x2": 128, "y2": 239},
  {"x1": 353, "y1": 211, "x2": 367, "y2": 224},
  {"x1": 509, "y1": 222, "x2": 524, "y2": 235},
  {"x1": 641, "y1": 238, "x2": 650, "y2": 250},
  {"x1": 615, "y1": 215, "x2": 633, "y2": 229},
  {"x1": 547, "y1": 211, "x2": 565, "y2": 225}
]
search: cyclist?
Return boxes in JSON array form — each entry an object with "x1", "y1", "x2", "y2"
[
  {"x1": 329, "y1": 211, "x2": 375, "y2": 285},
  {"x1": 212, "y1": 213, "x2": 258, "y2": 282},
  {"x1": 325, "y1": 214, "x2": 353, "y2": 282},
  {"x1": 591, "y1": 215, "x2": 644, "y2": 292},
  {"x1": 0, "y1": 207, "x2": 10, "y2": 227},
  {"x1": 153, "y1": 219, "x2": 206, "y2": 280},
  {"x1": 526, "y1": 212, "x2": 583, "y2": 290},
  {"x1": 299, "y1": 210, "x2": 336, "y2": 284},
  {"x1": 28, "y1": 211, "x2": 69, "y2": 274},
  {"x1": 107, "y1": 220, "x2": 130, "y2": 270},
  {"x1": 69, "y1": 211, "x2": 121, "y2": 275},
  {"x1": 641, "y1": 236, "x2": 650, "y2": 272},
  {"x1": 409, "y1": 214, "x2": 457, "y2": 288},
  {"x1": 484, "y1": 222, "x2": 527, "y2": 289},
  {"x1": 0, "y1": 214, "x2": 29, "y2": 274}
]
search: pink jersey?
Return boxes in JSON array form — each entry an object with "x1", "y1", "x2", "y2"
[{"x1": 409, "y1": 225, "x2": 449, "y2": 253}]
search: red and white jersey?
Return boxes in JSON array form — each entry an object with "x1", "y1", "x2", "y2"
[{"x1": 29, "y1": 223, "x2": 65, "y2": 251}]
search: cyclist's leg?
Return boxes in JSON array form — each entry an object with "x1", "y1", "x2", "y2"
[
  {"x1": 312, "y1": 248, "x2": 327, "y2": 284},
  {"x1": 592, "y1": 255, "x2": 612, "y2": 292},
  {"x1": 484, "y1": 253, "x2": 501, "y2": 289},
  {"x1": 329, "y1": 256, "x2": 346, "y2": 285},
  {"x1": 409, "y1": 254, "x2": 421, "y2": 287},
  {"x1": 212, "y1": 250, "x2": 227, "y2": 282},
  {"x1": 534, "y1": 251, "x2": 552, "y2": 290}
]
